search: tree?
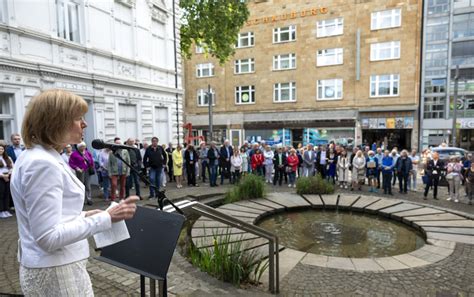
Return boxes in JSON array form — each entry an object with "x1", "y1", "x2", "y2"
[{"x1": 179, "y1": 0, "x2": 250, "y2": 65}]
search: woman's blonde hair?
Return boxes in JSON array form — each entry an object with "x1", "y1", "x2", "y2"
[{"x1": 22, "y1": 89, "x2": 88, "y2": 151}]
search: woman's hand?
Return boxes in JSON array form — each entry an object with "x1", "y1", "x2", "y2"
[
  {"x1": 107, "y1": 196, "x2": 139, "y2": 223},
  {"x1": 84, "y1": 209, "x2": 103, "y2": 217}
]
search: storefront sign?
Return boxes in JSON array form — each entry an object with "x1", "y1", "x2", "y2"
[
  {"x1": 457, "y1": 119, "x2": 474, "y2": 129},
  {"x1": 303, "y1": 128, "x2": 355, "y2": 146},
  {"x1": 361, "y1": 117, "x2": 414, "y2": 129},
  {"x1": 246, "y1": 129, "x2": 291, "y2": 145},
  {"x1": 246, "y1": 7, "x2": 328, "y2": 26}
]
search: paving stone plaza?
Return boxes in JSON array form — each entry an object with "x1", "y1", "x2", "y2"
[{"x1": 0, "y1": 183, "x2": 473, "y2": 297}]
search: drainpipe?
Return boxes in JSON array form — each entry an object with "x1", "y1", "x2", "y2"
[
  {"x1": 172, "y1": 0, "x2": 180, "y2": 146},
  {"x1": 418, "y1": 0, "x2": 425, "y2": 152}
]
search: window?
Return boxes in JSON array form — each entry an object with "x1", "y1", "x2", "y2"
[
  {"x1": 371, "y1": 9, "x2": 401, "y2": 30},
  {"x1": 0, "y1": 0, "x2": 6, "y2": 23},
  {"x1": 197, "y1": 89, "x2": 215, "y2": 107},
  {"x1": 428, "y1": 0, "x2": 449, "y2": 14},
  {"x1": 317, "y1": 48, "x2": 343, "y2": 66},
  {"x1": 317, "y1": 79, "x2": 343, "y2": 100},
  {"x1": 454, "y1": 0, "x2": 474, "y2": 9},
  {"x1": 155, "y1": 107, "x2": 169, "y2": 144},
  {"x1": 196, "y1": 63, "x2": 214, "y2": 77},
  {"x1": 273, "y1": 25, "x2": 296, "y2": 43},
  {"x1": 118, "y1": 104, "x2": 137, "y2": 140},
  {"x1": 452, "y1": 40, "x2": 474, "y2": 65},
  {"x1": 273, "y1": 53, "x2": 296, "y2": 70},
  {"x1": 195, "y1": 44, "x2": 205, "y2": 54},
  {"x1": 234, "y1": 58, "x2": 255, "y2": 74},
  {"x1": 317, "y1": 18, "x2": 343, "y2": 37},
  {"x1": 236, "y1": 32, "x2": 254, "y2": 48},
  {"x1": 114, "y1": 2, "x2": 133, "y2": 58},
  {"x1": 57, "y1": 0, "x2": 81, "y2": 43},
  {"x1": 426, "y1": 17, "x2": 449, "y2": 41},
  {"x1": 0, "y1": 94, "x2": 13, "y2": 140},
  {"x1": 425, "y1": 79, "x2": 446, "y2": 94},
  {"x1": 453, "y1": 13, "x2": 474, "y2": 39},
  {"x1": 235, "y1": 85, "x2": 255, "y2": 104},
  {"x1": 274, "y1": 82, "x2": 296, "y2": 102},
  {"x1": 424, "y1": 96, "x2": 445, "y2": 119},
  {"x1": 425, "y1": 43, "x2": 448, "y2": 68},
  {"x1": 370, "y1": 74, "x2": 399, "y2": 97},
  {"x1": 370, "y1": 41, "x2": 400, "y2": 61}
]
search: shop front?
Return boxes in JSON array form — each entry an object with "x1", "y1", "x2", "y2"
[
  {"x1": 360, "y1": 112, "x2": 416, "y2": 151},
  {"x1": 457, "y1": 118, "x2": 474, "y2": 151}
]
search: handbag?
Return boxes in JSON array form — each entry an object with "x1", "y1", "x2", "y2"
[
  {"x1": 438, "y1": 175, "x2": 448, "y2": 187},
  {"x1": 285, "y1": 166, "x2": 293, "y2": 173}
]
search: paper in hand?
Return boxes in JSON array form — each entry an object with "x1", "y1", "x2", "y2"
[{"x1": 93, "y1": 201, "x2": 131, "y2": 248}]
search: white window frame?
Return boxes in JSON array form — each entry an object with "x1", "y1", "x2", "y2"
[
  {"x1": 370, "y1": 74, "x2": 400, "y2": 97},
  {"x1": 197, "y1": 89, "x2": 215, "y2": 107},
  {"x1": 0, "y1": 0, "x2": 7, "y2": 23},
  {"x1": 370, "y1": 41, "x2": 400, "y2": 61},
  {"x1": 273, "y1": 53, "x2": 297, "y2": 70},
  {"x1": 317, "y1": 18, "x2": 344, "y2": 38},
  {"x1": 273, "y1": 25, "x2": 296, "y2": 43},
  {"x1": 195, "y1": 44, "x2": 205, "y2": 54},
  {"x1": 236, "y1": 32, "x2": 255, "y2": 48},
  {"x1": 273, "y1": 82, "x2": 296, "y2": 103},
  {"x1": 234, "y1": 58, "x2": 255, "y2": 74},
  {"x1": 371, "y1": 8, "x2": 402, "y2": 30},
  {"x1": 56, "y1": 0, "x2": 82, "y2": 43},
  {"x1": 317, "y1": 48, "x2": 343, "y2": 66},
  {"x1": 317, "y1": 79, "x2": 343, "y2": 100},
  {"x1": 196, "y1": 63, "x2": 215, "y2": 78},
  {"x1": 235, "y1": 85, "x2": 256, "y2": 105}
]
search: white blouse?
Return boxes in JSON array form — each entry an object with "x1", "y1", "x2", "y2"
[
  {"x1": 11, "y1": 145, "x2": 111, "y2": 268},
  {"x1": 0, "y1": 156, "x2": 11, "y2": 175}
]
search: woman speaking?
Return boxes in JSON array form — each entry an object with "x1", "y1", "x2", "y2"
[{"x1": 11, "y1": 89, "x2": 138, "y2": 296}]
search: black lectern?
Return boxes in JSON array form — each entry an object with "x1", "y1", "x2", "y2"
[{"x1": 95, "y1": 206, "x2": 185, "y2": 297}]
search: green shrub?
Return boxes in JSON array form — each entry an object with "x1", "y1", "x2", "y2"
[
  {"x1": 225, "y1": 174, "x2": 265, "y2": 204},
  {"x1": 296, "y1": 175, "x2": 335, "y2": 195},
  {"x1": 189, "y1": 231, "x2": 269, "y2": 286}
]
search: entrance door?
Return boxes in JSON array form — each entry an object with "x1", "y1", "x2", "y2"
[
  {"x1": 292, "y1": 129, "x2": 303, "y2": 148},
  {"x1": 230, "y1": 129, "x2": 242, "y2": 148}
]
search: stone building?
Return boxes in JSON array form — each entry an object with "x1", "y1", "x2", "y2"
[
  {"x1": 0, "y1": 0, "x2": 183, "y2": 146},
  {"x1": 184, "y1": 0, "x2": 422, "y2": 150}
]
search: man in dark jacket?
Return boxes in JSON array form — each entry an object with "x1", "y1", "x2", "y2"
[
  {"x1": 143, "y1": 137, "x2": 167, "y2": 198},
  {"x1": 273, "y1": 147, "x2": 287, "y2": 186},
  {"x1": 125, "y1": 138, "x2": 142, "y2": 198},
  {"x1": 7, "y1": 133, "x2": 24, "y2": 163},
  {"x1": 219, "y1": 139, "x2": 233, "y2": 185},
  {"x1": 184, "y1": 144, "x2": 199, "y2": 186},
  {"x1": 424, "y1": 152, "x2": 444, "y2": 200},
  {"x1": 395, "y1": 150, "x2": 413, "y2": 194},
  {"x1": 207, "y1": 142, "x2": 220, "y2": 187}
]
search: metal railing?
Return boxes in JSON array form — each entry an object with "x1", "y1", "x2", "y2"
[{"x1": 163, "y1": 200, "x2": 280, "y2": 294}]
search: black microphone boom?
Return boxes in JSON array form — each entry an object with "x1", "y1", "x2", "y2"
[{"x1": 91, "y1": 139, "x2": 136, "y2": 151}]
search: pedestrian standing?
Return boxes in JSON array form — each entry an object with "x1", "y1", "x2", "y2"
[
  {"x1": 251, "y1": 148, "x2": 264, "y2": 176},
  {"x1": 263, "y1": 146, "x2": 274, "y2": 183},
  {"x1": 381, "y1": 150, "x2": 394, "y2": 195},
  {"x1": 303, "y1": 144, "x2": 316, "y2": 177},
  {"x1": 61, "y1": 144, "x2": 73, "y2": 164},
  {"x1": 273, "y1": 147, "x2": 286, "y2": 186},
  {"x1": 143, "y1": 137, "x2": 167, "y2": 198},
  {"x1": 185, "y1": 144, "x2": 199, "y2": 187},
  {"x1": 172, "y1": 145, "x2": 183, "y2": 188},
  {"x1": 286, "y1": 148, "x2": 299, "y2": 188},
  {"x1": 99, "y1": 148, "x2": 111, "y2": 201},
  {"x1": 0, "y1": 143, "x2": 13, "y2": 219},
  {"x1": 375, "y1": 148, "x2": 383, "y2": 189},
  {"x1": 231, "y1": 149, "x2": 243, "y2": 184},
  {"x1": 166, "y1": 142, "x2": 174, "y2": 182},
  {"x1": 198, "y1": 142, "x2": 209, "y2": 183},
  {"x1": 465, "y1": 161, "x2": 474, "y2": 205},
  {"x1": 125, "y1": 138, "x2": 142, "y2": 199},
  {"x1": 6, "y1": 133, "x2": 24, "y2": 163},
  {"x1": 108, "y1": 139, "x2": 130, "y2": 201},
  {"x1": 240, "y1": 147, "x2": 248, "y2": 176},
  {"x1": 219, "y1": 140, "x2": 233, "y2": 184},
  {"x1": 408, "y1": 149, "x2": 420, "y2": 192},
  {"x1": 366, "y1": 151, "x2": 379, "y2": 193},
  {"x1": 337, "y1": 149, "x2": 350, "y2": 189},
  {"x1": 395, "y1": 150, "x2": 412, "y2": 194},
  {"x1": 351, "y1": 150, "x2": 366, "y2": 191},
  {"x1": 69, "y1": 142, "x2": 94, "y2": 205},
  {"x1": 391, "y1": 149, "x2": 400, "y2": 186},
  {"x1": 316, "y1": 146, "x2": 328, "y2": 179},
  {"x1": 446, "y1": 156, "x2": 463, "y2": 203},
  {"x1": 423, "y1": 152, "x2": 444, "y2": 200},
  {"x1": 326, "y1": 148, "x2": 337, "y2": 184}
]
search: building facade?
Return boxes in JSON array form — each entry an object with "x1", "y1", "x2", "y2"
[
  {"x1": 420, "y1": 0, "x2": 474, "y2": 151},
  {"x1": 0, "y1": 0, "x2": 183, "y2": 147},
  {"x1": 184, "y1": 0, "x2": 422, "y2": 150}
]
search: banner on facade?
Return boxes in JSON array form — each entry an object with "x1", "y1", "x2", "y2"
[{"x1": 361, "y1": 117, "x2": 414, "y2": 129}]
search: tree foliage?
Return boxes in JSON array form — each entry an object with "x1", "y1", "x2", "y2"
[{"x1": 179, "y1": 0, "x2": 250, "y2": 64}]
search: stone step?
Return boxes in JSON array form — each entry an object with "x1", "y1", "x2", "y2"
[
  {"x1": 260, "y1": 248, "x2": 307, "y2": 287},
  {"x1": 320, "y1": 194, "x2": 339, "y2": 208},
  {"x1": 380, "y1": 203, "x2": 423, "y2": 215},
  {"x1": 395, "y1": 207, "x2": 446, "y2": 218},
  {"x1": 337, "y1": 194, "x2": 361, "y2": 208},
  {"x1": 415, "y1": 220, "x2": 474, "y2": 228},
  {"x1": 265, "y1": 193, "x2": 311, "y2": 209},
  {"x1": 351, "y1": 196, "x2": 381, "y2": 209},
  {"x1": 301, "y1": 194, "x2": 324, "y2": 207},
  {"x1": 405, "y1": 213, "x2": 467, "y2": 222},
  {"x1": 218, "y1": 204, "x2": 265, "y2": 215},
  {"x1": 425, "y1": 232, "x2": 474, "y2": 244},
  {"x1": 364, "y1": 199, "x2": 403, "y2": 213},
  {"x1": 234, "y1": 200, "x2": 276, "y2": 212},
  {"x1": 422, "y1": 227, "x2": 474, "y2": 236},
  {"x1": 191, "y1": 227, "x2": 247, "y2": 238},
  {"x1": 250, "y1": 198, "x2": 285, "y2": 210},
  {"x1": 194, "y1": 233, "x2": 261, "y2": 248}
]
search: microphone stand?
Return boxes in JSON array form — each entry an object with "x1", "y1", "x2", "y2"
[{"x1": 111, "y1": 148, "x2": 183, "y2": 215}]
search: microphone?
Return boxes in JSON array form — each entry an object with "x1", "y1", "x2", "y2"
[{"x1": 91, "y1": 139, "x2": 136, "y2": 151}]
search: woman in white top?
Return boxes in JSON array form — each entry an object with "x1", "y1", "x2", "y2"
[
  {"x1": 351, "y1": 150, "x2": 366, "y2": 191},
  {"x1": 61, "y1": 144, "x2": 73, "y2": 164},
  {"x1": 11, "y1": 89, "x2": 138, "y2": 296},
  {"x1": 231, "y1": 149, "x2": 243, "y2": 184},
  {"x1": 240, "y1": 147, "x2": 248, "y2": 176},
  {"x1": 0, "y1": 143, "x2": 13, "y2": 218},
  {"x1": 337, "y1": 149, "x2": 350, "y2": 189},
  {"x1": 263, "y1": 146, "x2": 274, "y2": 183}
]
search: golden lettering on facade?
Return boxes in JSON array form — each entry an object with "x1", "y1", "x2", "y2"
[{"x1": 246, "y1": 7, "x2": 328, "y2": 26}]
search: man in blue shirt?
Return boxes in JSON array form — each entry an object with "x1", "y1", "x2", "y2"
[
  {"x1": 381, "y1": 150, "x2": 394, "y2": 195},
  {"x1": 6, "y1": 133, "x2": 24, "y2": 163}
]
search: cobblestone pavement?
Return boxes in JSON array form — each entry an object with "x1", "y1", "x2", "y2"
[{"x1": 0, "y1": 179, "x2": 473, "y2": 296}]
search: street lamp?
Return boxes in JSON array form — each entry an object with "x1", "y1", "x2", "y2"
[
  {"x1": 207, "y1": 84, "x2": 213, "y2": 142},
  {"x1": 452, "y1": 65, "x2": 459, "y2": 147}
]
